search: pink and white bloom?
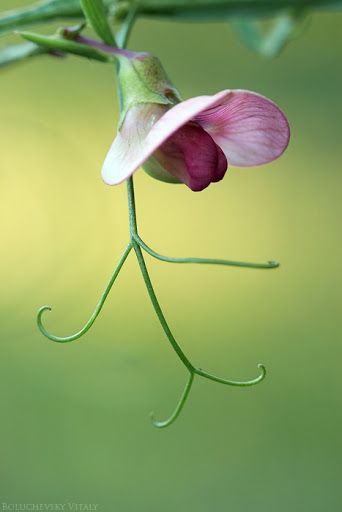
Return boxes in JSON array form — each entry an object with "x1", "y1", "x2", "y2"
[{"x1": 102, "y1": 89, "x2": 290, "y2": 192}]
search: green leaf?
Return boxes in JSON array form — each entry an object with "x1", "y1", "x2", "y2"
[
  {"x1": 19, "y1": 30, "x2": 113, "y2": 63},
  {"x1": 80, "y1": 0, "x2": 116, "y2": 46}
]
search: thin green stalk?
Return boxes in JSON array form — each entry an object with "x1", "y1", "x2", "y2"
[
  {"x1": 126, "y1": 177, "x2": 138, "y2": 235},
  {"x1": 133, "y1": 239, "x2": 195, "y2": 372},
  {"x1": 37, "y1": 243, "x2": 132, "y2": 342},
  {"x1": 136, "y1": 234, "x2": 279, "y2": 270}
]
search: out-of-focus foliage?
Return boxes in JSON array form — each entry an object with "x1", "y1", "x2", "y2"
[
  {"x1": 0, "y1": 0, "x2": 341, "y2": 36},
  {"x1": 1, "y1": 0, "x2": 341, "y2": 69},
  {"x1": 0, "y1": 41, "x2": 45, "y2": 68},
  {"x1": 231, "y1": 12, "x2": 307, "y2": 58},
  {"x1": 0, "y1": 0, "x2": 342, "y2": 67}
]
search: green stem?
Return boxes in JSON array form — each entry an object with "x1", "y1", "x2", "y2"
[
  {"x1": 126, "y1": 177, "x2": 138, "y2": 235},
  {"x1": 37, "y1": 243, "x2": 132, "y2": 342},
  {"x1": 136, "y1": 234, "x2": 279, "y2": 270}
]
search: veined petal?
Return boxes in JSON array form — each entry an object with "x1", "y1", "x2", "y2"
[{"x1": 195, "y1": 90, "x2": 290, "y2": 167}]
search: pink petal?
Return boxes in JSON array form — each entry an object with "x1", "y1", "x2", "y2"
[
  {"x1": 153, "y1": 122, "x2": 228, "y2": 191},
  {"x1": 102, "y1": 91, "x2": 231, "y2": 185},
  {"x1": 195, "y1": 90, "x2": 290, "y2": 167}
]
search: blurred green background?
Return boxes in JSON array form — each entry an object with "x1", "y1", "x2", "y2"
[{"x1": 1, "y1": 1, "x2": 342, "y2": 511}]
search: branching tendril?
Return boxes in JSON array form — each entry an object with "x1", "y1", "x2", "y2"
[
  {"x1": 36, "y1": 178, "x2": 272, "y2": 426},
  {"x1": 37, "y1": 244, "x2": 132, "y2": 343},
  {"x1": 150, "y1": 364, "x2": 266, "y2": 429}
]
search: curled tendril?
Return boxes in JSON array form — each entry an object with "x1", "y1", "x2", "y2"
[
  {"x1": 36, "y1": 244, "x2": 132, "y2": 343},
  {"x1": 151, "y1": 365, "x2": 266, "y2": 428},
  {"x1": 196, "y1": 363, "x2": 266, "y2": 387},
  {"x1": 135, "y1": 234, "x2": 279, "y2": 270},
  {"x1": 151, "y1": 372, "x2": 195, "y2": 429}
]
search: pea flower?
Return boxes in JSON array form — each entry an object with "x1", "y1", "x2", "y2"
[
  {"x1": 102, "y1": 54, "x2": 289, "y2": 192},
  {"x1": 31, "y1": 34, "x2": 288, "y2": 429}
]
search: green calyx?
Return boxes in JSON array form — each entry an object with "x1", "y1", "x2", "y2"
[
  {"x1": 117, "y1": 52, "x2": 181, "y2": 127},
  {"x1": 116, "y1": 52, "x2": 182, "y2": 184}
]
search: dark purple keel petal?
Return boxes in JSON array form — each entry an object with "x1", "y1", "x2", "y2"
[
  {"x1": 212, "y1": 147, "x2": 229, "y2": 183},
  {"x1": 153, "y1": 122, "x2": 228, "y2": 191}
]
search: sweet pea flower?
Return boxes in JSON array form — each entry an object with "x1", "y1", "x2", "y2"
[{"x1": 102, "y1": 54, "x2": 290, "y2": 192}]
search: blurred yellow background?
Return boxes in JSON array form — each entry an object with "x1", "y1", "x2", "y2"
[{"x1": 1, "y1": 1, "x2": 341, "y2": 511}]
